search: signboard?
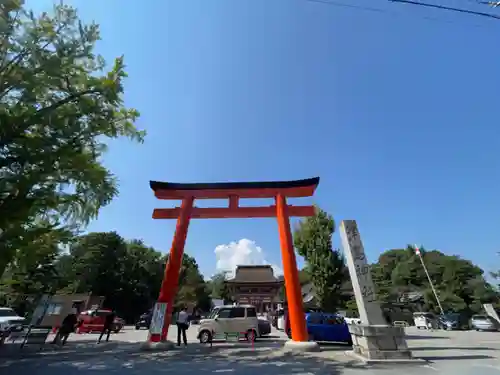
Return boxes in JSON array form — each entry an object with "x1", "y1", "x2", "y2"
[
  {"x1": 30, "y1": 295, "x2": 51, "y2": 326},
  {"x1": 149, "y1": 302, "x2": 167, "y2": 335}
]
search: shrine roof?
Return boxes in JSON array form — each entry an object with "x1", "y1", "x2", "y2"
[
  {"x1": 225, "y1": 265, "x2": 283, "y2": 284},
  {"x1": 225, "y1": 279, "x2": 283, "y2": 284},
  {"x1": 149, "y1": 177, "x2": 320, "y2": 199}
]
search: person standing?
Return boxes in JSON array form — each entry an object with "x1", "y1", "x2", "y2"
[
  {"x1": 176, "y1": 306, "x2": 189, "y2": 347},
  {"x1": 97, "y1": 310, "x2": 116, "y2": 344}
]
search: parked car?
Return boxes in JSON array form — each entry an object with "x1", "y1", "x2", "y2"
[
  {"x1": 258, "y1": 318, "x2": 271, "y2": 337},
  {"x1": 285, "y1": 311, "x2": 352, "y2": 345},
  {"x1": 344, "y1": 317, "x2": 362, "y2": 325},
  {"x1": 413, "y1": 312, "x2": 438, "y2": 329},
  {"x1": 437, "y1": 313, "x2": 470, "y2": 330},
  {"x1": 189, "y1": 313, "x2": 202, "y2": 325},
  {"x1": 78, "y1": 309, "x2": 125, "y2": 333},
  {"x1": 135, "y1": 311, "x2": 152, "y2": 330},
  {"x1": 197, "y1": 305, "x2": 259, "y2": 343},
  {"x1": 471, "y1": 315, "x2": 500, "y2": 331},
  {"x1": 0, "y1": 307, "x2": 25, "y2": 333}
]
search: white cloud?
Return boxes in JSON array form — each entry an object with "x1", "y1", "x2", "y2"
[{"x1": 214, "y1": 238, "x2": 283, "y2": 278}]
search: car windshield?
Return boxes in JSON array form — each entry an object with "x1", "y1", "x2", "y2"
[
  {"x1": 414, "y1": 313, "x2": 434, "y2": 318},
  {"x1": 0, "y1": 309, "x2": 17, "y2": 317},
  {"x1": 473, "y1": 315, "x2": 489, "y2": 320},
  {"x1": 443, "y1": 313, "x2": 459, "y2": 320},
  {"x1": 208, "y1": 308, "x2": 220, "y2": 319}
]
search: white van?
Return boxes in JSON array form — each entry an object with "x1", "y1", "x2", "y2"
[
  {"x1": 197, "y1": 304, "x2": 259, "y2": 343},
  {"x1": 413, "y1": 312, "x2": 437, "y2": 329}
]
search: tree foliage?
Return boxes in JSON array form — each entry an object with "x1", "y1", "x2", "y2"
[
  {"x1": 293, "y1": 208, "x2": 348, "y2": 312},
  {"x1": 0, "y1": 0, "x2": 144, "y2": 276},
  {"x1": 0, "y1": 231, "x2": 212, "y2": 322},
  {"x1": 207, "y1": 272, "x2": 231, "y2": 303},
  {"x1": 175, "y1": 253, "x2": 212, "y2": 312},
  {"x1": 371, "y1": 245, "x2": 498, "y2": 315}
]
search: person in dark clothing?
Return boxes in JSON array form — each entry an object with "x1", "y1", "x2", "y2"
[
  {"x1": 54, "y1": 308, "x2": 79, "y2": 346},
  {"x1": 97, "y1": 310, "x2": 116, "y2": 343},
  {"x1": 176, "y1": 306, "x2": 189, "y2": 347}
]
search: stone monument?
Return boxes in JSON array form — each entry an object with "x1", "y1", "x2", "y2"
[
  {"x1": 484, "y1": 304, "x2": 500, "y2": 323},
  {"x1": 340, "y1": 220, "x2": 416, "y2": 362}
]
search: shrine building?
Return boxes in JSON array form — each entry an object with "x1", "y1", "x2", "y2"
[{"x1": 225, "y1": 265, "x2": 283, "y2": 313}]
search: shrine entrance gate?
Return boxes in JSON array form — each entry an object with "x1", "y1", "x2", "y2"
[{"x1": 148, "y1": 177, "x2": 320, "y2": 345}]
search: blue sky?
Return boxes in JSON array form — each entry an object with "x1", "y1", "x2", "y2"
[{"x1": 30, "y1": 0, "x2": 500, "y2": 278}]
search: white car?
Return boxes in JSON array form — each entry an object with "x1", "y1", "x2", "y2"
[
  {"x1": 197, "y1": 304, "x2": 259, "y2": 343},
  {"x1": 344, "y1": 317, "x2": 362, "y2": 325},
  {"x1": 0, "y1": 307, "x2": 25, "y2": 333}
]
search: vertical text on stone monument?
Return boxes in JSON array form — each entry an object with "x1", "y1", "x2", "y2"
[{"x1": 342, "y1": 220, "x2": 377, "y2": 304}]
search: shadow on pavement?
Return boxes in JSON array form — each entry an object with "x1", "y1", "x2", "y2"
[
  {"x1": 0, "y1": 339, "x2": 366, "y2": 375},
  {"x1": 315, "y1": 342, "x2": 353, "y2": 352},
  {"x1": 405, "y1": 335, "x2": 450, "y2": 340},
  {"x1": 413, "y1": 346, "x2": 498, "y2": 351},
  {"x1": 0, "y1": 338, "x2": 130, "y2": 359},
  {"x1": 419, "y1": 354, "x2": 495, "y2": 361}
]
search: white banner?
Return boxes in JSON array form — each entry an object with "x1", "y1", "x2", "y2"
[{"x1": 149, "y1": 302, "x2": 168, "y2": 335}]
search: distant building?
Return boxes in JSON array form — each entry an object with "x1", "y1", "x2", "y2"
[{"x1": 225, "y1": 265, "x2": 283, "y2": 313}]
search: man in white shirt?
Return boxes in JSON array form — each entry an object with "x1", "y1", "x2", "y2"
[{"x1": 176, "y1": 307, "x2": 189, "y2": 346}]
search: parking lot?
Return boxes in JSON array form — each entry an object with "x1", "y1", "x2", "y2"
[{"x1": 1, "y1": 325, "x2": 500, "y2": 375}]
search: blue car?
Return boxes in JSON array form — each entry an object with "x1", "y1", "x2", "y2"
[{"x1": 286, "y1": 312, "x2": 353, "y2": 345}]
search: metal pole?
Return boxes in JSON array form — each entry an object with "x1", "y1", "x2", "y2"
[{"x1": 415, "y1": 245, "x2": 444, "y2": 315}]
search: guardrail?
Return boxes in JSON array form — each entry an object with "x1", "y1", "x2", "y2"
[{"x1": 2, "y1": 325, "x2": 52, "y2": 350}]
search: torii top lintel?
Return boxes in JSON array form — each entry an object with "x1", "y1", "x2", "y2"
[{"x1": 149, "y1": 177, "x2": 320, "y2": 200}]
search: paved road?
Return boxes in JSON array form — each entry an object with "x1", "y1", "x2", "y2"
[{"x1": 1, "y1": 326, "x2": 500, "y2": 375}]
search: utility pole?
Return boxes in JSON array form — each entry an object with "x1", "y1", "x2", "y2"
[{"x1": 414, "y1": 245, "x2": 444, "y2": 315}]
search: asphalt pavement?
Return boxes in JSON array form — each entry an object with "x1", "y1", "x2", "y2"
[{"x1": 1, "y1": 326, "x2": 500, "y2": 375}]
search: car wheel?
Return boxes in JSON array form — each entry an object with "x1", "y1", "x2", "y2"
[
  {"x1": 199, "y1": 330, "x2": 212, "y2": 344},
  {"x1": 347, "y1": 338, "x2": 353, "y2": 346},
  {"x1": 286, "y1": 328, "x2": 292, "y2": 338},
  {"x1": 135, "y1": 325, "x2": 140, "y2": 330},
  {"x1": 246, "y1": 329, "x2": 257, "y2": 342}
]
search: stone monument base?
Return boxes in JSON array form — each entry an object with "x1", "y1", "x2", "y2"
[
  {"x1": 347, "y1": 324, "x2": 421, "y2": 363},
  {"x1": 140, "y1": 340, "x2": 175, "y2": 351},
  {"x1": 283, "y1": 340, "x2": 320, "y2": 352}
]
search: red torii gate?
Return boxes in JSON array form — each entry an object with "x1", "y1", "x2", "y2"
[{"x1": 148, "y1": 177, "x2": 320, "y2": 345}]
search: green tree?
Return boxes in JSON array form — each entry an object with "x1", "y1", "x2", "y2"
[
  {"x1": 0, "y1": 1, "x2": 144, "y2": 276},
  {"x1": 62, "y1": 232, "x2": 168, "y2": 322},
  {"x1": 120, "y1": 240, "x2": 165, "y2": 316},
  {"x1": 277, "y1": 269, "x2": 312, "y2": 302},
  {"x1": 0, "y1": 225, "x2": 70, "y2": 313},
  {"x1": 208, "y1": 271, "x2": 231, "y2": 303},
  {"x1": 293, "y1": 208, "x2": 348, "y2": 312},
  {"x1": 373, "y1": 245, "x2": 498, "y2": 315},
  {"x1": 176, "y1": 254, "x2": 212, "y2": 312}
]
